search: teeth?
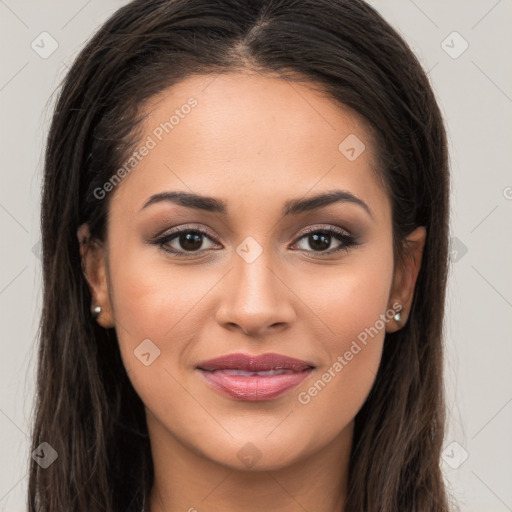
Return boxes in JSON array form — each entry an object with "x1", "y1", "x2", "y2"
[{"x1": 216, "y1": 369, "x2": 290, "y2": 376}]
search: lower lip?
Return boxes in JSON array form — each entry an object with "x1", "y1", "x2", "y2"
[{"x1": 198, "y1": 369, "x2": 313, "y2": 401}]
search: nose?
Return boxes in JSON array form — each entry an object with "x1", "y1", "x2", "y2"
[{"x1": 215, "y1": 247, "x2": 296, "y2": 339}]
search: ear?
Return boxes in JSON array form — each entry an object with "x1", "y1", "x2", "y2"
[
  {"x1": 77, "y1": 223, "x2": 115, "y2": 328},
  {"x1": 386, "y1": 226, "x2": 426, "y2": 333}
]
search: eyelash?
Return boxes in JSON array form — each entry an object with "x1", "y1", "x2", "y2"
[{"x1": 152, "y1": 224, "x2": 359, "y2": 258}]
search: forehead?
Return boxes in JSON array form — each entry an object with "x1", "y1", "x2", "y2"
[{"x1": 109, "y1": 71, "x2": 390, "y2": 221}]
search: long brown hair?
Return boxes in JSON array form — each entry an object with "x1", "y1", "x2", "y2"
[{"x1": 29, "y1": 0, "x2": 451, "y2": 510}]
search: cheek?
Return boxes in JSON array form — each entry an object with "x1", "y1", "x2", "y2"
[
  {"x1": 289, "y1": 250, "x2": 394, "y2": 432},
  {"x1": 108, "y1": 227, "x2": 214, "y2": 331},
  {"x1": 295, "y1": 245, "x2": 394, "y2": 351},
  {"x1": 106, "y1": 243, "x2": 208, "y2": 383}
]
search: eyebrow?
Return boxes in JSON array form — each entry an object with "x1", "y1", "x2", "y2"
[{"x1": 140, "y1": 190, "x2": 372, "y2": 218}]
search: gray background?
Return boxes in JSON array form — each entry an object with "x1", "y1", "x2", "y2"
[{"x1": 1, "y1": 1, "x2": 511, "y2": 510}]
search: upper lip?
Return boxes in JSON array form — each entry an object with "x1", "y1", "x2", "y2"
[{"x1": 196, "y1": 352, "x2": 315, "y2": 372}]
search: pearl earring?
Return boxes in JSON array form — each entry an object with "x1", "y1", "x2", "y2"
[
  {"x1": 393, "y1": 310, "x2": 402, "y2": 323},
  {"x1": 92, "y1": 305, "x2": 102, "y2": 318}
]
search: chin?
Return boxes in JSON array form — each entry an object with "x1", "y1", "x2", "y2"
[{"x1": 197, "y1": 430, "x2": 316, "y2": 472}]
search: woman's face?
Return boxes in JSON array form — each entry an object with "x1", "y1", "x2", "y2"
[{"x1": 81, "y1": 72, "x2": 424, "y2": 471}]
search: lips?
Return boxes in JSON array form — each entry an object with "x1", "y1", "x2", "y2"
[{"x1": 196, "y1": 352, "x2": 315, "y2": 401}]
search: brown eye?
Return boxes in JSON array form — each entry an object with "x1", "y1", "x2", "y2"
[
  {"x1": 293, "y1": 227, "x2": 358, "y2": 255},
  {"x1": 155, "y1": 227, "x2": 219, "y2": 256},
  {"x1": 176, "y1": 231, "x2": 204, "y2": 251},
  {"x1": 305, "y1": 232, "x2": 332, "y2": 251}
]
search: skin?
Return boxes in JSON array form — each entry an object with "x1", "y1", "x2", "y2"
[{"x1": 78, "y1": 71, "x2": 425, "y2": 512}]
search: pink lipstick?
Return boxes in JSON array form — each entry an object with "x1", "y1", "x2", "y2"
[{"x1": 196, "y1": 352, "x2": 315, "y2": 401}]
